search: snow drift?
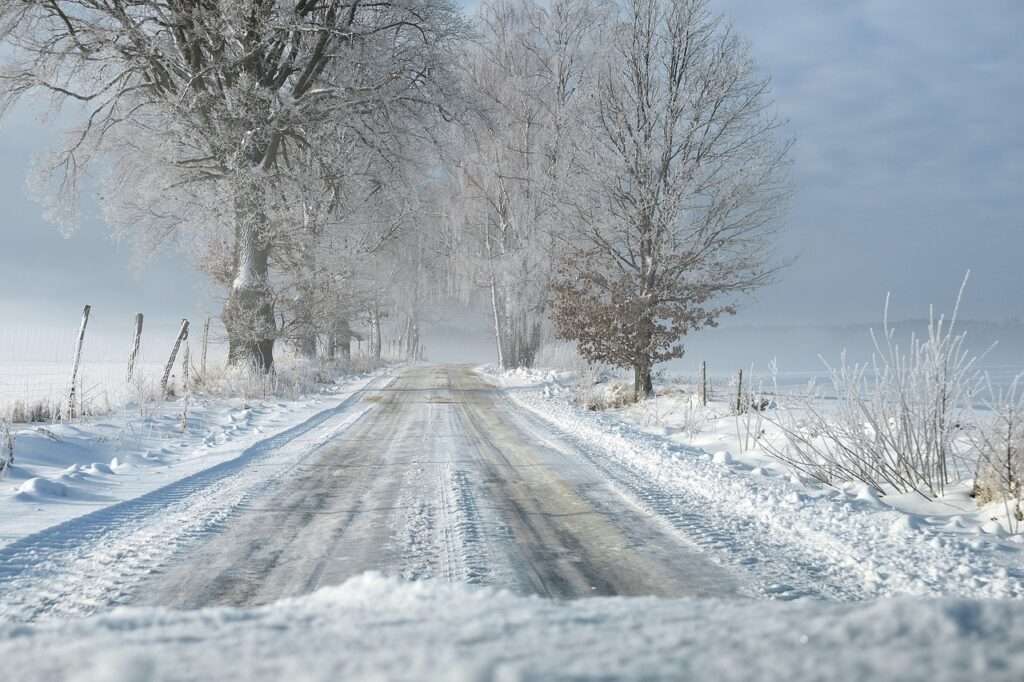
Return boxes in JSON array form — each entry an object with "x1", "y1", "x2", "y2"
[{"x1": 0, "y1": 573, "x2": 1020, "y2": 682}]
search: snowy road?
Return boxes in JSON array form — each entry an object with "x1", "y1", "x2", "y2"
[{"x1": 133, "y1": 365, "x2": 738, "y2": 608}]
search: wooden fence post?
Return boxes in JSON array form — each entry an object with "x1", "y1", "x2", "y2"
[
  {"x1": 66, "y1": 304, "x2": 91, "y2": 420},
  {"x1": 180, "y1": 341, "x2": 191, "y2": 431},
  {"x1": 127, "y1": 313, "x2": 144, "y2": 383},
  {"x1": 200, "y1": 318, "x2": 210, "y2": 378},
  {"x1": 182, "y1": 342, "x2": 190, "y2": 394},
  {"x1": 161, "y1": 319, "x2": 190, "y2": 398},
  {"x1": 736, "y1": 368, "x2": 744, "y2": 414},
  {"x1": 701, "y1": 361, "x2": 708, "y2": 406}
]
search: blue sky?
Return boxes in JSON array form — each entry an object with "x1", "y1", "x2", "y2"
[
  {"x1": 1, "y1": 0, "x2": 1022, "y2": 335},
  {"x1": 718, "y1": 0, "x2": 1023, "y2": 323}
]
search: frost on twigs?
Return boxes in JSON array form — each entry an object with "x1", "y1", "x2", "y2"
[
  {"x1": 971, "y1": 374, "x2": 1024, "y2": 534},
  {"x1": 763, "y1": 275, "x2": 985, "y2": 501}
]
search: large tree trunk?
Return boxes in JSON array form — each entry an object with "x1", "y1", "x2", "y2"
[
  {"x1": 224, "y1": 176, "x2": 276, "y2": 372},
  {"x1": 633, "y1": 361, "x2": 654, "y2": 401}
]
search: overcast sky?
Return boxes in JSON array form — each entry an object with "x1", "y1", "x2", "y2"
[{"x1": 1, "y1": 0, "x2": 1022, "y2": 337}]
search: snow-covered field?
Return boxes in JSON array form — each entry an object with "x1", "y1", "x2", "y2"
[
  {"x1": 0, "y1": 361, "x2": 170, "y2": 419},
  {"x1": 1, "y1": 573, "x2": 1020, "y2": 682},
  {"x1": 0, "y1": 319, "x2": 226, "y2": 419},
  {"x1": 483, "y1": 366, "x2": 1024, "y2": 600}
]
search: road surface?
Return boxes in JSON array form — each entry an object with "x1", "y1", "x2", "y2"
[{"x1": 134, "y1": 365, "x2": 739, "y2": 607}]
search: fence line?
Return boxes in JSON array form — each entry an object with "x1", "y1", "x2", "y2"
[
  {"x1": 1, "y1": 305, "x2": 411, "y2": 423},
  {"x1": 0, "y1": 308, "x2": 230, "y2": 422}
]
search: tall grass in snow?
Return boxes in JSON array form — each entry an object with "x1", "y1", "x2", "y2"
[
  {"x1": 971, "y1": 374, "x2": 1024, "y2": 533},
  {"x1": 195, "y1": 355, "x2": 384, "y2": 402},
  {"x1": 763, "y1": 277, "x2": 985, "y2": 500}
]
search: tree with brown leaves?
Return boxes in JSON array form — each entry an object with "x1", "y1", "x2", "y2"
[{"x1": 552, "y1": 0, "x2": 791, "y2": 399}]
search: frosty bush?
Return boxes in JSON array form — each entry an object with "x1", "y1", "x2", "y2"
[
  {"x1": 573, "y1": 364, "x2": 632, "y2": 411},
  {"x1": 635, "y1": 385, "x2": 706, "y2": 438},
  {"x1": 735, "y1": 368, "x2": 773, "y2": 453},
  {"x1": 764, "y1": 279, "x2": 983, "y2": 499},
  {"x1": 198, "y1": 356, "x2": 384, "y2": 402},
  {"x1": 971, "y1": 374, "x2": 1024, "y2": 533}
]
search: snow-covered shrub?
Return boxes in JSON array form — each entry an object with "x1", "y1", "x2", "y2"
[
  {"x1": 573, "y1": 363, "x2": 632, "y2": 411},
  {"x1": 0, "y1": 421, "x2": 13, "y2": 478},
  {"x1": 735, "y1": 395, "x2": 767, "y2": 453},
  {"x1": 198, "y1": 361, "x2": 300, "y2": 401},
  {"x1": 764, "y1": 280, "x2": 984, "y2": 499},
  {"x1": 592, "y1": 381, "x2": 635, "y2": 411},
  {"x1": 971, "y1": 374, "x2": 1024, "y2": 533},
  {"x1": 676, "y1": 396, "x2": 706, "y2": 438},
  {"x1": 641, "y1": 388, "x2": 707, "y2": 438},
  {"x1": 197, "y1": 355, "x2": 382, "y2": 402},
  {"x1": 733, "y1": 365, "x2": 775, "y2": 453},
  {"x1": 535, "y1": 341, "x2": 634, "y2": 410}
]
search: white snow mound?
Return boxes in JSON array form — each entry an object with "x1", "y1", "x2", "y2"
[
  {"x1": 16, "y1": 477, "x2": 69, "y2": 498},
  {"x1": 0, "y1": 574, "x2": 1020, "y2": 682}
]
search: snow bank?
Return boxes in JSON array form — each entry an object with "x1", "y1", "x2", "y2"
[
  {"x1": 0, "y1": 574, "x2": 1019, "y2": 682},
  {"x1": 478, "y1": 363, "x2": 568, "y2": 387},
  {"x1": 478, "y1": 367, "x2": 1024, "y2": 600},
  {"x1": 16, "y1": 476, "x2": 71, "y2": 499},
  {"x1": 0, "y1": 371, "x2": 386, "y2": 550}
]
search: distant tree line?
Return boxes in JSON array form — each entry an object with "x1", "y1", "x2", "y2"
[{"x1": 0, "y1": 0, "x2": 791, "y2": 399}]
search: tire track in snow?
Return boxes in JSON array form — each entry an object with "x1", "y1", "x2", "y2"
[
  {"x1": 500, "y1": 388, "x2": 866, "y2": 601},
  {"x1": 448, "y1": 468, "x2": 490, "y2": 585},
  {"x1": 393, "y1": 394, "x2": 492, "y2": 585}
]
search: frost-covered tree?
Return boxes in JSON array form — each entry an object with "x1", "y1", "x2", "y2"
[
  {"x1": 276, "y1": 158, "x2": 453, "y2": 364},
  {"x1": 0, "y1": 0, "x2": 466, "y2": 370},
  {"x1": 272, "y1": 137, "x2": 409, "y2": 361},
  {"x1": 452, "y1": 0, "x2": 603, "y2": 369},
  {"x1": 551, "y1": 0, "x2": 791, "y2": 399}
]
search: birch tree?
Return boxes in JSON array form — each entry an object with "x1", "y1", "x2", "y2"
[
  {"x1": 0, "y1": 0, "x2": 466, "y2": 370},
  {"x1": 551, "y1": 0, "x2": 791, "y2": 399}
]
